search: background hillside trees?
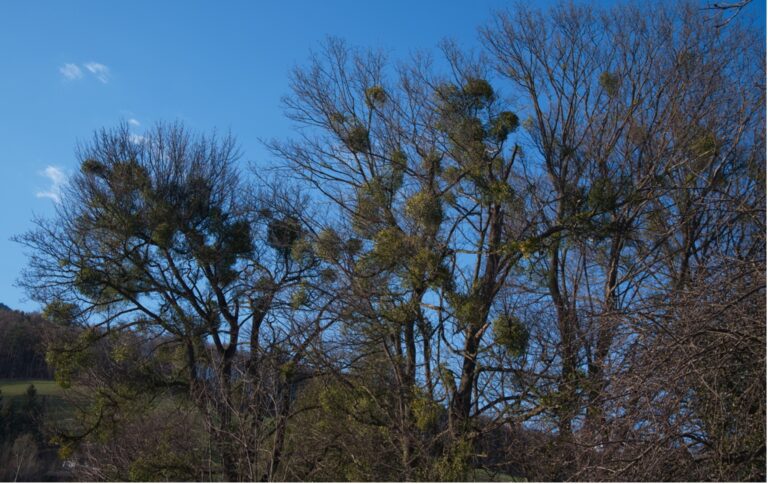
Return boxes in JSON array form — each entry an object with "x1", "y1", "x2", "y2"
[{"x1": 0, "y1": 306, "x2": 51, "y2": 379}]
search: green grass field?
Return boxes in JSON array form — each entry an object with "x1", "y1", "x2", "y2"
[
  {"x1": 0, "y1": 379, "x2": 64, "y2": 398},
  {"x1": 0, "y1": 379, "x2": 74, "y2": 422}
]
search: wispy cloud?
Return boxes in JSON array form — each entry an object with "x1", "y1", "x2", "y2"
[
  {"x1": 59, "y1": 63, "x2": 83, "y2": 80},
  {"x1": 128, "y1": 118, "x2": 141, "y2": 127},
  {"x1": 84, "y1": 62, "x2": 110, "y2": 83},
  {"x1": 129, "y1": 134, "x2": 146, "y2": 145},
  {"x1": 36, "y1": 166, "x2": 67, "y2": 204},
  {"x1": 59, "y1": 61, "x2": 111, "y2": 83}
]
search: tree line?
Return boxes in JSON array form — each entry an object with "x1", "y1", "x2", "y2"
[
  {"x1": 0, "y1": 304, "x2": 52, "y2": 379},
  {"x1": 15, "y1": 2, "x2": 765, "y2": 481},
  {"x1": 0, "y1": 305, "x2": 59, "y2": 480}
]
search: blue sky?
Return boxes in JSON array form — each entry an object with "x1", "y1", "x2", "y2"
[{"x1": 0, "y1": 1, "x2": 764, "y2": 312}]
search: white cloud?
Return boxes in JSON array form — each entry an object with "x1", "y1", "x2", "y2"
[
  {"x1": 129, "y1": 134, "x2": 146, "y2": 145},
  {"x1": 36, "y1": 166, "x2": 67, "y2": 204},
  {"x1": 59, "y1": 63, "x2": 82, "y2": 80},
  {"x1": 84, "y1": 62, "x2": 110, "y2": 83},
  {"x1": 128, "y1": 118, "x2": 140, "y2": 127}
]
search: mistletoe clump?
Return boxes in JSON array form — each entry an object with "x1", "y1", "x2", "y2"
[
  {"x1": 492, "y1": 315, "x2": 528, "y2": 357},
  {"x1": 404, "y1": 191, "x2": 443, "y2": 231}
]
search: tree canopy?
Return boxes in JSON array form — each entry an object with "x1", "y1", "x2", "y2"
[{"x1": 15, "y1": 2, "x2": 765, "y2": 481}]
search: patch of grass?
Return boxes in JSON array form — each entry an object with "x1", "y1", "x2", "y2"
[
  {"x1": 0, "y1": 379, "x2": 73, "y2": 421},
  {"x1": 0, "y1": 379, "x2": 64, "y2": 398}
]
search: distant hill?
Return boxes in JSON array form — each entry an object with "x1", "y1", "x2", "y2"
[{"x1": 0, "y1": 302, "x2": 11, "y2": 312}]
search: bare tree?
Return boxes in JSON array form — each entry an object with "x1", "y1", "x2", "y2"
[{"x1": 481, "y1": 1, "x2": 765, "y2": 479}]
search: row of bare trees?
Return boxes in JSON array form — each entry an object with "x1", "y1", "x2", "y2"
[{"x1": 16, "y1": 2, "x2": 764, "y2": 481}]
